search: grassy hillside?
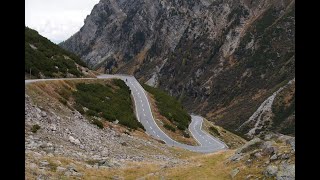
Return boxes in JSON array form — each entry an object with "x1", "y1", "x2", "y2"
[
  {"x1": 143, "y1": 84, "x2": 191, "y2": 130},
  {"x1": 25, "y1": 26, "x2": 89, "y2": 78}
]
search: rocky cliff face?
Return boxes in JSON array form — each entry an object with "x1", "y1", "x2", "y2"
[{"x1": 60, "y1": 0, "x2": 295, "y2": 138}]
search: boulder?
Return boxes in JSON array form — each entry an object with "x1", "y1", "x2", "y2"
[
  {"x1": 280, "y1": 153, "x2": 290, "y2": 160},
  {"x1": 56, "y1": 166, "x2": 66, "y2": 172},
  {"x1": 277, "y1": 163, "x2": 295, "y2": 180},
  {"x1": 230, "y1": 168, "x2": 240, "y2": 179},
  {"x1": 69, "y1": 136, "x2": 81, "y2": 145},
  {"x1": 270, "y1": 154, "x2": 278, "y2": 161},
  {"x1": 264, "y1": 165, "x2": 278, "y2": 177},
  {"x1": 235, "y1": 138, "x2": 262, "y2": 154},
  {"x1": 254, "y1": 152, "x2": 263, "y2": 159},
  {"x1": 262, "y1": 141, "x2": 278, "y2": 155},
  {"x1": 50, "y1": 124, "x2": 57, "y2": 131},
  {"x1": 286, "y1": 138, "x2": 295, "y2": 152},
  {"x1": 40, "y1": 161, "x2": 49, "y2": 167},
  {"x1": 29, "y1": 163, "x2": 38, "y2": 170},
  {"x1": 41, "y1": 111, "x2": 47, "y2": 117}
]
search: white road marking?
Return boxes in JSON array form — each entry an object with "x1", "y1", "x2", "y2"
[
  {"x1": 142, "y1": 109, "x2": 144, "y2": 112},
  {"x1": 143, "y1": 113, "x2": 146, "y2": 116},
  {"x1": 153, "y1": 130, "x2": 156, "y2": 134},
  {"x1": 150, "y1": 126, "x2": 153, "y2": 130},
  {"x1": 157, "y1": 135, "x2": 160, "y2": 137}
]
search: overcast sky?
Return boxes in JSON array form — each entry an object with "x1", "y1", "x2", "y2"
[{"x1": 25, "y1": 0, "x2": 100, "y2": 44}]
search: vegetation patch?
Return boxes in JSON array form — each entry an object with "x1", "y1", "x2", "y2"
[
  {"x1": 143, "y1": 84, "x2": 191, "y2": 130},
  {"x1": 209, "y1": 126, "x2": 220, "y2": 136},
  {"x1": 164, "y1": 123, "x2": 176, "y2": 132},
  {"x1": 73, "y1": 79, "x2": 144, "y2": 130},
  {"x1": 25, "y1": 26, "x2": 87, "y2": 78},
  {"x1": 31, "y1": 124, "x2": 41, "y2": 133}
]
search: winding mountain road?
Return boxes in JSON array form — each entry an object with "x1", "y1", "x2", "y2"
[{"x1": 25, "y1": 74, "x2": 227, "y2": 153}]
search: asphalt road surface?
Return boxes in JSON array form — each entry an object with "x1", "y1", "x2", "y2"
[{"x1": 25, "y1": 74, "x2": 228, "y2": 153}]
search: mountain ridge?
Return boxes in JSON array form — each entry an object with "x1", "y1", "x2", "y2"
[{"x1": 60, "y1": 0, "x2": 295, "y2": 139}]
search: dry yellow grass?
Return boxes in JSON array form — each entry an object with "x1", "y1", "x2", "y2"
[
  {"x1": 26, "y1": 148, "x2": 268, "y2": 180},
  {"x1": 201, "y1": 118, "x2": 247, "y2": 149}
]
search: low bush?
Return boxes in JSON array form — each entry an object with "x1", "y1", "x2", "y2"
[
  {"x1": 182, "y1": 131, "x2": 190, "y2": 138},
  {"x1": 72, "y1": 80, "x2": 142, "y2": 130},
  {"x1": 209, "y1": 126, "x2": 220, "y2": 136},
  {"x1": 92, "y1": 119, "x2": 104, "y2": 129},
  {"x1": 143, "y1": 84, "x2": 191, "y2": 130},
  {"x1": 164, "y1": 123, "x2": 176, "y2": 132},
  {"x1": 31, "y1": 124, "x2": 40, "y2": 133}
]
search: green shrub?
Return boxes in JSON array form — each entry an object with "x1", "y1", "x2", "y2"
[
  {"x1": 164, "y1": 124, "x2": 176, "y2": 132},
  {"x1": 143, "y1": 84, "x2": 191, "y2": 131},
  {"x1": 31, "y1": 124, "x2": 40, "y2": 133},
  {"x1": 182, "y1": 131, "x2": 190, "y2": 138},
  {"x1": 86, "y1": 110, "x2": 98, "y2": 116},
  {"x1": 25, "y1": 26, "x2": 86, "y2": 78},
  {"x1": 92, "y1": 119, "x2": 104, "y2": 129},
  {"x1": 73, "y1": 81, "x2": 142, "y2": 130},
  {"x1": 209, "y1": 126, "x2": 220, "y2": 136},
  {"x1": 74, "y1": 103, "x2": 84, "y2": 114},
  {"x1": 59, "y1": 98, "x2": 68, "y2": 105}
]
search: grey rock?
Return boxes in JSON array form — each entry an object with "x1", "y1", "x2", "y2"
[
  {"x1": 236, "y1": 138, "x2": 262, "y2": 154},
  {"x1": 55, "y1": 160, "x2": 62, "y2": 166},
  {"x1": 93, "y1": 164, "x2": 99, "y2": 169},
  {"x1": 286, "y1": 138, "x2": 295, "y2": 151},
  {"x1": 262, "y1": 141, "x2": 278, "y2": 155},
  {"x1": 254, "y1": 152, "x2": 263, "y2": 159},
  {"x1": 270, "y1": 154, "x2": 278, "y2": 161},
  {"x1": 40, "y1": 161, "x2": 49, "y2": 167},
  {"x1": 29, "y1": 163, "x2": 38, "y2": 170},
  {"x1": 69, "y1": 136, "x2": 81, "y2": 145},
  {"x1": 264, "y1": 165, "x2": 278, "y2": 177},
  {"x1": 49, "y1": 124, "x2": 57, "y2": 131},
  {"x1": 264, "y1": 133, "x2": 276, "y2": 141},
  {"x1": 230, "y1": 168, "x2": 240, "y2": 179},
  {"x1": 64, "y1": 171, "x2": 72, "y2": 176},
  {"x1": 56, "y1": 166, "x2": 66, "y2": 172},
  {"x1": 41, "y1": 111, "x2": 47, "y2": 117},
  {"x1": 112, "y1": 175, "x2": 124, "y2": 180},
  {"x1": 280, "y1": 153, "x2": 290, "y2": 160},
  {"x1": 99, "y1": 159, "x2": 121, "y2": 168},
  {"x1": 276, "y1": 163, "x2": 295, "y2": 180}
]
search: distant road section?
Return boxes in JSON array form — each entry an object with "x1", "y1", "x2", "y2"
[{"x1": 25, "y1": 74, "x2": 227, "y2": 153}]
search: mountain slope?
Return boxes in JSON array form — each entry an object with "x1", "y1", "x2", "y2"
[
  {"x1": 25, "y1": 79, "x2": 294, "y2": 179},
  {"x1": 60, "y1": 0, "x2": 295, "y2": 138},
  {"x1": 25, "y1": 27, "x2": 96, "y2": 79}
]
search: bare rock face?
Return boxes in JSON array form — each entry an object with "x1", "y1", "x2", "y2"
[{"x1": 60, "y1": 0, "x2": 295, "y2": 137}]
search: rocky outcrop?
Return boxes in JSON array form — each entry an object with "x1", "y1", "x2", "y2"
[
  {"x1": 237, "y1": 79, "x2": 295, "y2": 138},
  {"x1": 227, "y1": 133, "x2": 295, "y2": 179},
  {"x1": 60, "y1": 0, "x2": 295, "y2": 138}
]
